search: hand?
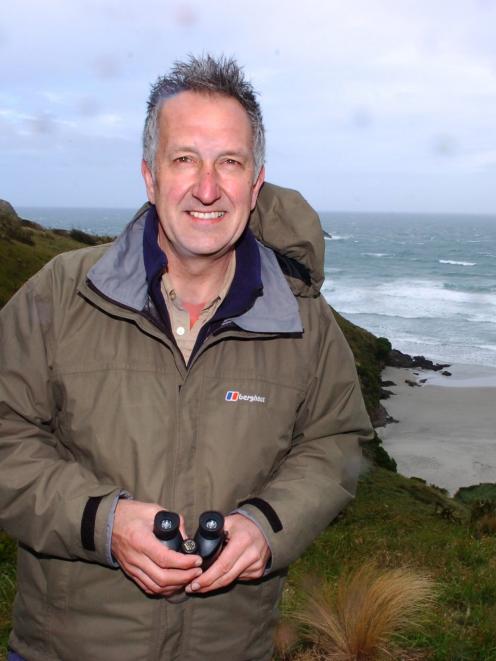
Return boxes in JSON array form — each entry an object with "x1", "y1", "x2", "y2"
[
  {"x1": 185, "y1": 513, "x2": 270, "y2": 594},
  {"x1": 111, "y1": 499, "x2": 203, "y2": 596}
]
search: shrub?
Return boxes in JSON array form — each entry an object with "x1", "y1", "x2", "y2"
[{"x1": 290, "y1": 563, "x2": 435, "y2": 660}]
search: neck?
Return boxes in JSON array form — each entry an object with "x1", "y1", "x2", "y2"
[{"x1": 160, "y1": 241, "x2": 234, "y2": 305}]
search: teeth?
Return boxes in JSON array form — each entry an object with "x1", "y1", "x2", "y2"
[{"x1": 189, "y1": 211, "x2": 225, "y2": 219}]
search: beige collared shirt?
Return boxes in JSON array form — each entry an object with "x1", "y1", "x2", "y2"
[{"x1": 161, "y1": 254, "x2": 236, "y2": 363}]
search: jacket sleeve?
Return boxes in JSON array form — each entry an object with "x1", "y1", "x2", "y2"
[
  {"x1": 237, "y1": 300, "x2": 373, "y2": 572},
  {"x1": 0, "y1": 268, "x2": 123, "y2": 566}
]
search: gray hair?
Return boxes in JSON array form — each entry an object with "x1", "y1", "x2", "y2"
[{"x1": 143, "y1": 54, "x2": 265, "y2": 177}]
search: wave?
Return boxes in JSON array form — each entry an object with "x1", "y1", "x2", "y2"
[
  {"x1": 439, "y1": 259, "x2": 476, "y2": 266},
  {"x1": 362, "y1": 252, "x2": 390, "y2": 258},
  {"x1": 327, "y1": 234, "x2": 352, "y2": 241},
  {"x1": 322, "y1": 278, "x2": 496, "y2": 323},
  {"x1": 443, "y1": 282, "x2": 496, "y2": 294}
]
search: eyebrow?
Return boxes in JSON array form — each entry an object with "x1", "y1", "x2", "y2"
[{"x1": 169, "y1": 145, "x2": 250, "y2": 160}]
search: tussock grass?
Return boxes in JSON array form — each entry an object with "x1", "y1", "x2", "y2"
[
  {"x1": 0, "y1": 533, "x2": 16, "y2": 657},
  {"x1": 290, "y1": 564, "x2": 434, "y2": 660}
]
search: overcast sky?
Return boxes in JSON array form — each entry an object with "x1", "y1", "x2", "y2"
[{"x1": 1, "y1": 0, "x2": 495, "y2": 213}]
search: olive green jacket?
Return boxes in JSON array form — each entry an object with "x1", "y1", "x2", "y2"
[{"x1": 0, "y1": 183, "x2": 372, "y2": 660}]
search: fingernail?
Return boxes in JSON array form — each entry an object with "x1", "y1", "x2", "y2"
[
  {"x1": 195, "y1": 558, "x2": 202, "y2": 567},
  {"x1": 190, "y1": 581, "x2": 200, "y2": 591},
  {"x1": 195, "y1": 569, "x2": 203, "y2": 577}
]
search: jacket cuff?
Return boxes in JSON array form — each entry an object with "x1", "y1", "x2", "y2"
[
  {"x1": 80, "y1": 489, "x2": 131, "y2": 566},
  {"x1": 235, "y1": 498, "x2": 284, "y2": 572},
  {"x1": 105, "y1": 491, "x2": 133, "y2": 567},
  {"x1": 232, "y1": 507, "x2": 273, "y2": 575}
]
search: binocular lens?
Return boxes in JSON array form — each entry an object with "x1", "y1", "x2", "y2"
[
  {"x1": 198, "y1": 511, "x2": 224, "y2": 539},
  {"x1": 153, "y1": 511, "x2": 180, "y2": 541}
]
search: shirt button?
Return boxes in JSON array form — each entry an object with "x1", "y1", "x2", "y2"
[{"x1": 176, "y1": 326, "x2": 185, "y2": 336}]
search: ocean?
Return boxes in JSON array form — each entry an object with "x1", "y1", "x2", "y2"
[{"x1": 17, "y1": 206, "x2": 496, "y2": 368}]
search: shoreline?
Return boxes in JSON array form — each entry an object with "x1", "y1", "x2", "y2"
[{"x1": 377, "y1": 362, "x2": 496, "y2": 495}]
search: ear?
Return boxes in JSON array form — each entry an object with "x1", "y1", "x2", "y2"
[
  {"x1": 141, "y1": 159, "x2": 156, "y2": 205},
  {"x1": 250, "y1": 165, "x2": 265, "y2": 211}
]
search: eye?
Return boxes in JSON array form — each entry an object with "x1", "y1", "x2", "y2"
[
  {"x1": 223, "y1": 158, "x2": 241, "y2": 166},
  {"x1": 174, "y1": 155, "x2": 192, "y2": 163}
]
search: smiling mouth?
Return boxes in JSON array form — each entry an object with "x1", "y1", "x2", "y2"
[{"x1": 188, "y1": 211, "x2": 226, "y2": 220}]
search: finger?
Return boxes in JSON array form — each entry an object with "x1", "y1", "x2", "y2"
[
  {"x1": 142, "y1": 561, "x2": 203, "y2": 589},
  {"x1": 147, "y1": 540, "x2": 202, "y2": 570},
  {"x1": 190, "y1": 544, "x2": 239, "y2": 589},
  {"x1": 186, "y1": 540, "x2": 255, "y2": 593},
  {"x1": 187, "y1": 555, "x2": 249, "y2": 594},
  {"x1": 131, "y1": 565, "x2": 167, "y2": 595},
  {"x1": 178, "y1": 513, "x2": 189, "y2": 542},
  {"x1": 123, "y1": 549, "x2": 203, "y2": 589}
]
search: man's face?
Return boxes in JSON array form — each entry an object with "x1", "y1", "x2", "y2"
[{"x1": 142, "y1": 90, "x2": 265, "y2": 263}]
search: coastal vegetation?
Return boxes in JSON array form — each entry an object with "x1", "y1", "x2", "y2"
[
  {"x1": 284, "y1": 562, "x2": 435, "y2": 659},
  {"x1": 0, "y1": 199, "x2": 112, "y2": 308},
  {"x1": 1, "y1": 201, "x2": 496, "y2": 659}
]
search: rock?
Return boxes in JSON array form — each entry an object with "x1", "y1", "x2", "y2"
[
  {"x1": 419, "y1": 378, "x2": 427, "y2": 384},
  {"x1": 380, "y1": 388, "x2": 394, "y2": 399},
  {"x1": 371, "y1": 404, "x2": 398, "y2": 427},
  {"x1": 0, "y1": 199, "x2": 19, "y2": 221},
  {"x1": 386, "y1": 348, "x2": 450, "y2": 371},
  {"x1": 382, "y1": 380, "x2": 396, "y2": 387},
  {"x1": 442, "y1": 370, "x2": 452, "y2": 376},
  {"x1": 405, "y1": 379, "x2": 420, "y2": 387},
  {"x1": 21, "y1": 218, "x2": 44, "y2": 231},
  {"x1": 0, "y1": 199, "x2": 34, "y2": 245},
  {"x1": 323, "y1": 229, "x2": 332, "y2": 239}
]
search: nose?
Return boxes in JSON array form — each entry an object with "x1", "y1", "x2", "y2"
[{"x1": 192, "y1": 167, "x2": 221, "y2": 206}]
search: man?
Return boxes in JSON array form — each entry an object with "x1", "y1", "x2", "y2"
[{"x1": 0, "y1": 55, "x2": 372, "y2": 660}]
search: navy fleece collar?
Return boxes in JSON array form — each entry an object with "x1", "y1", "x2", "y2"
[
  {"x1": 143, "y1": 205, "x2": 263, "y2": 323},
  {"x1": 87, "y1": 205, "x2": 302, "y2": 335}
]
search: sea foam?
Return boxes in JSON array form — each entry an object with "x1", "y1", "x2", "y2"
[{"x1": 439, "y1": 259, "x2": 476, "y2": 266}]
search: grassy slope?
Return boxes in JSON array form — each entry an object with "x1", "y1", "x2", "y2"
[
  {"x1": 284, "y1": 469, "x2": 496, "y2": 659},
  {"x1": 0, "y1": 231, "x2": 92, "y2": 307},
  {"x1": 0, "y1": 537, "x2": 15, "y2": 660},
  {"x1": 0, "y1": 206, "x2": 111, "y2": 309},
  {"x1": 1, "y1": 211, "x2": 495, "y2": 659}
]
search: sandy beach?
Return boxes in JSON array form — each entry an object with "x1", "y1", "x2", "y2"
[{"x1": 377, "y1": 363, "x2": 496, "y2": 495}]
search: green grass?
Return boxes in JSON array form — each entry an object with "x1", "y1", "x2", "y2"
[
  {"x1": 0, "y1": 208, "x2": 112, "y2": 309},
  {"x1": 0, "y1": 534, "x2": 16, "y2": 658},
  {"x1": 281, "y1": 467, "x2": 496, "y2": 659},
  {"x1": 455, "y1": 483, "x2": 496, "y2": 505}
]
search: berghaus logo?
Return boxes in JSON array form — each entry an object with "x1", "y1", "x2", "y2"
[{"x1": 225, "y1": 390, "x2": 266, "y2": 403}]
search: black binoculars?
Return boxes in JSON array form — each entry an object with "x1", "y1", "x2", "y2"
[{"x1": 153, "y1": 510, "x2": 225, "y2": 570}]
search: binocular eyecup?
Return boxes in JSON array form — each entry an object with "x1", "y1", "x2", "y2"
[{"x1": 153, "y1": 510, "x2": 225, "y2": 569}]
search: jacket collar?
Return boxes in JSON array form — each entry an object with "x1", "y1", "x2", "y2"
[{"x1": 87, "y1": 205, "x2": 302, "y2": 334}]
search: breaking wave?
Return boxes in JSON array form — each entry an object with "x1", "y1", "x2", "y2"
[{"x1": 439, "y1": 259, "x2": 476, "y2": 266}]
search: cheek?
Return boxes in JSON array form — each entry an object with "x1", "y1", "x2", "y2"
[
  {"x1": 156, "y1": 181, "x2": 186, "y2": 209},
  {"x1": 228, "y1": 180, "x2": 256, "y2": 210}
]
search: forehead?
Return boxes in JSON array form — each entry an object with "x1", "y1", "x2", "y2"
[{"x1": 157, "y1": 90, "x2": 253, "y2": 148}]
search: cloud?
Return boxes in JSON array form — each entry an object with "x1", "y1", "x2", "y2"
[
  {"x1": 1, "y1": 0, "x2": 495, "y2": 210},
  {"x1": 25, "y1": 111, "x2": 58, "y2": 135}
]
